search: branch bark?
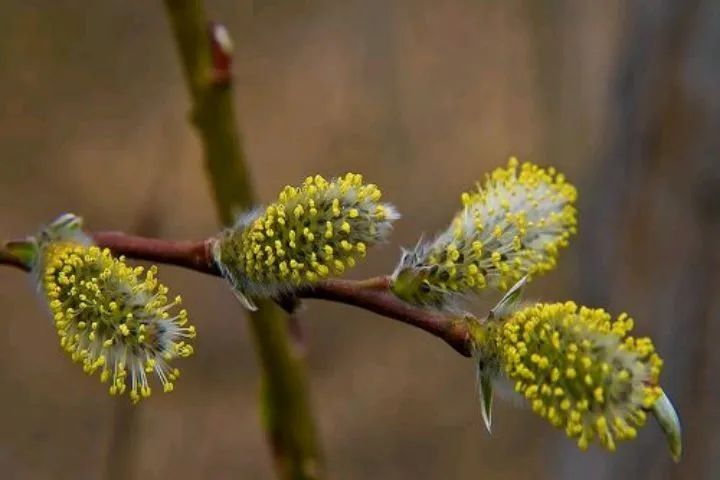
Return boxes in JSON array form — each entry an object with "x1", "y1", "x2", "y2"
[{"x1": 0, "y1": 234, "x2": 471, "y2": 357}]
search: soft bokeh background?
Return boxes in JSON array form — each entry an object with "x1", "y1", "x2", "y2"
[{"x1": 1, "y1": 1, "x2": 718, "y2": 479}]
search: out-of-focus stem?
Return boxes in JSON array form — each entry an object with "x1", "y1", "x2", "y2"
[
  {"x1": 105, "y1": 399, "x2": 139, "y2": 480},
  {"x1": 162, "y1": 1, "x2": 323, "y2": 478}
]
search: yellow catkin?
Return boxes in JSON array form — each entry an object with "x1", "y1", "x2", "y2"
[
  {"x1": 484, "y1": 302, "x2": 662, "y2": 452},
  {"x1": 39, "y1": 242, "x2": 195, "y2": 403},
  {"x1": 214, "y1": 173, "x2": 398, "y2": 308},
  {"x1": 391, "y1": 158, "x2": 577, "y2": 310}
]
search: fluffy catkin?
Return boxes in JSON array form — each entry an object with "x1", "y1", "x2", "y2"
[
  {"x1": 391, "y1": 158, "x2": 577, "y2": 310},
  {"x1": 34, "y1": 215, "x2": 195, "y2": 403},
  {"x1": 214, "y1": 173, "x2": 398, "y2": 308},
  {"x1": 481, "y1": 302, "x2": 662, "y2": 452}
]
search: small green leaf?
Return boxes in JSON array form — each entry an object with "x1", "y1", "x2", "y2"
[{"x1": 652, "y1": 389, "x2": 682, "y2": 463}]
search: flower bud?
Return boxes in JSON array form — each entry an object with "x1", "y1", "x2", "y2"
[
  {"x1": 214, "y1": 173, "x2": 399, "y2": 309},
  {"x1": 391, "y1": 158, "x2": 577, "y2": 310}
]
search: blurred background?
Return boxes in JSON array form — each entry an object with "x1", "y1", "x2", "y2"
[{"x1": 1, "y1": 0, "x2": 719, "y2": 478}]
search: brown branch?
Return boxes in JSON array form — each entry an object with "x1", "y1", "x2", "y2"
[
  {"x1": 0, "y1": 232, "x2": 471, "y2": 357},
  {"x1": 92, "y1": 232, "x2": 216, "y2": 274},
  {"x1": 300, "y1": 278, "x2": 470, "y2": 356}
]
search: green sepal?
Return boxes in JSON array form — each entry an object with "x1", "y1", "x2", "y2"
[
  {"x1": 651, "y1": 389, "x2": 682, "y2": 463},
  {"x1": 477, "y1": 364, "x2": 494, "y2": 433},
  {"x1": 231, "y1": 288, "x2": 258, "y2": 311},
  {"x1": 473, "y1": 339, "x2": 496, "y2": 434}
]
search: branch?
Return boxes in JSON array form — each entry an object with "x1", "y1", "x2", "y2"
[
  {"x1": 0, "y1": 232, "x2": 471, "y2": 357},
  {"x1": 302, "y1": 278, "x2": 471, "y2": 356}
]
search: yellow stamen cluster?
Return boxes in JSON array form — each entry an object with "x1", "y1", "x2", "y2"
[
  {"x1": 215, "y1": 173, "x2": 398, "y2": 306},
  {"x1": 40, "y1": 242, "x2": 196, "y2": 403},
  {"x1": 488, "y1": 302, "x2": 663, "y2": 452},
  {"x1": 391, "y1": 158, "x2": 577, "y2": 310}
]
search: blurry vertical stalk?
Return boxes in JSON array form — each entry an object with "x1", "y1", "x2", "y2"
[
  {"x1": 162, "y1": 1, "x2": 322, "y2": 479},
  {"x1": 524, "y1": 0, "x2": 582, "y2": 165},
  {"x1": 525, "y1": 1, "x2": 602, "y2": 172},
  {"x1": 105, "y1": 400, "x2": 139, "y2": 480},
  {"x1": 357, "y1": 0, "x2": 411, "y2": 165},
  {"x1": 556, "y1": 0, "x2": 718, "y2": 479},
  {"x1": 104, "y1": 130, "x2": 177, "y2": 480},
  {"x1": 525, "y1": 0, "x2": 566, "y2": 162},
  {"x1": 104, "y1": 211, "x2": 157, "y2": 480}
]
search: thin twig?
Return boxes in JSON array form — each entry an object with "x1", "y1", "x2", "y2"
[{"x1": 0, "y1": 233, "x2": 471, "y2": 356}]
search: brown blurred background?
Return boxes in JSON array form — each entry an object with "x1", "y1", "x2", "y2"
[{"x1": 1, "y1": 1, "x2": 719, "y2": 479}]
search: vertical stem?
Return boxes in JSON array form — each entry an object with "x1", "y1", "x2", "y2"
[
  {"x1": 163, "y1": 0, "x2": 254, "y2": 220},
  {"x1": 105, "y1": 400, "x2": 139, "y2": 480},
  {"x1": 557, "y1": 0, "x2": 703, "y2": 478},
  {"x1": 104, "y1": 137, "x2": 176, "y2": 480},
  {"x1": 162, "y1": 2, "x2": 323, "y2": 478}
]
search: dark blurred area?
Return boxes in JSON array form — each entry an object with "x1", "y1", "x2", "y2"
[{"x1": 1, "y1": 1, "x2": 718, "y2": 479}]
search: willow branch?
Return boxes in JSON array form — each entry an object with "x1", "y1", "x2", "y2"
[{"x1": 0, "y1": 233, "x2": 471, "y2": 357}]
